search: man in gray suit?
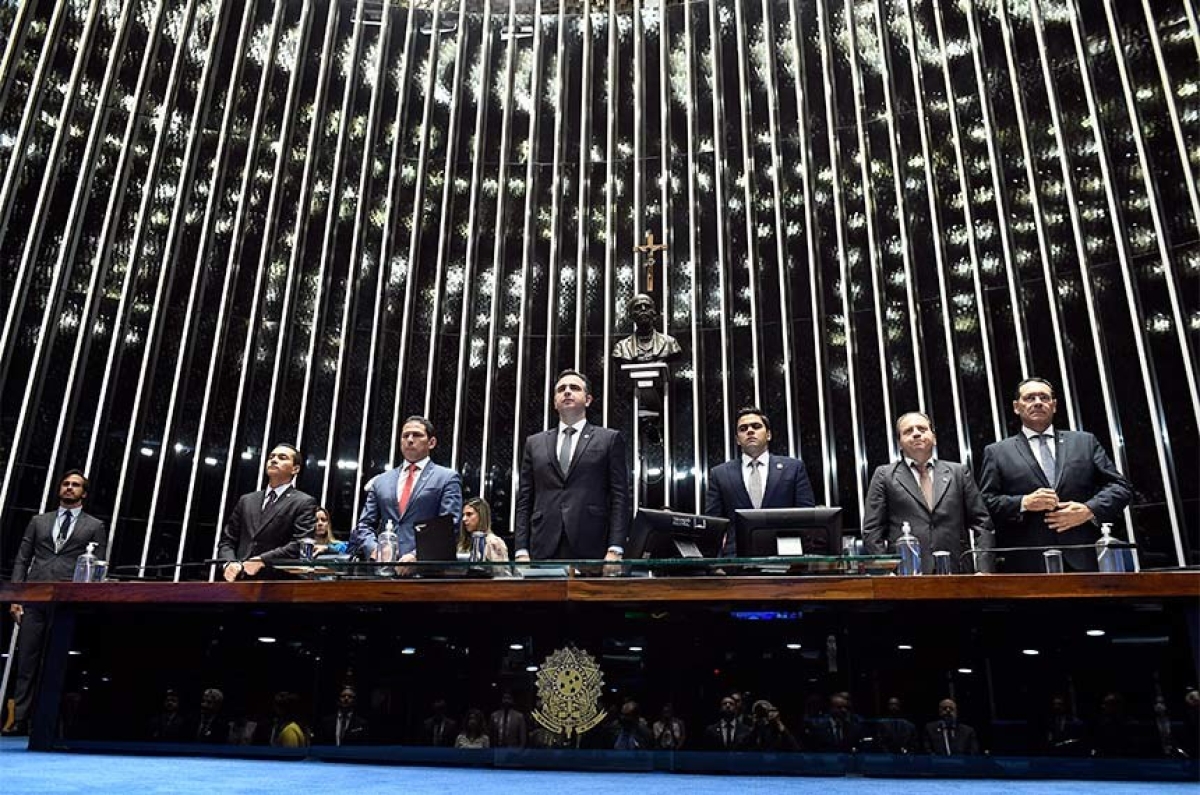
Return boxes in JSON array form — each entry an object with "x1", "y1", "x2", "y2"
[
  {"x1": 6, "y1": 470, "x2": 107, "y2": 736},
  {"x1": 514, "y1": 370, "x2": 630, "y2": 562},
  {"x1": 861, "y1": 412, "x2": 994, "y2": 573}
]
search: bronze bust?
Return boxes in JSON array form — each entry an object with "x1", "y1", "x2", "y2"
[{"x1": 612, "y1": 293, "x2": 681, "y2": 363}]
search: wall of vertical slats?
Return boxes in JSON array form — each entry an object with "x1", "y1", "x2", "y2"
[{"x1": 0, "y1": 0, "x2": 1195, "y2": 577}]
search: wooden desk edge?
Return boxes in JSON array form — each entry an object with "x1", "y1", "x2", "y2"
[{"x1": 0, "y1": 572, "x2": 1195, "y2": 604}]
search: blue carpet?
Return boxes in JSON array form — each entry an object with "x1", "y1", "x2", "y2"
[{"x1": 1, "y1": 739, "x2": 1192, "y2": 793}]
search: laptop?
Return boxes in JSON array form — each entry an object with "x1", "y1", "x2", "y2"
[{"x1": 414, "y1": 514, "x2": 458, "y2": 562}]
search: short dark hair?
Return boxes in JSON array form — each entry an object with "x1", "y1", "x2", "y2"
[
  {"x1": 735, "y1": 406, "x2": 771, "y2": 432},
  {"x1": 1014, "y1": 377, "x2": 1055, "y2": 401},
  {"x1": 271, "y1": 443, "x2": 303, "y2": 473},
  {"x1": 59, "y1": 469, "x2": 89, "y2": 494},
  {"x1": 555, "y1": 369, "x2": 592, "y2": 397},
  {"x1": 894, "y1": 411, "x2": 934, "y2": 435},
  {"x1": 402, "y1": 415, "x2": 436, "y2": 439}
]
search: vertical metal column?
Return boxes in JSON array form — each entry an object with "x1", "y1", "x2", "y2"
[{"x1": 994, "y1": 0, "x2": 1078, "y2": 425}]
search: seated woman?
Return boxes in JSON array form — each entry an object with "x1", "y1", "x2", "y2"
[
  {"x1": 314, "y1": 506, "x2": 348, "y2": 556},
  {"x1": 455, "y1": 497, "x2": 509, "y2": 562},
  {"x1": 455, "y1": 708, "x2": 490, "y2": 749}
]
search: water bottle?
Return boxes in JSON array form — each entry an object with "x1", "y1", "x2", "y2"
[
  {"x1": 73, "y1": 541, "x2": 99, "y2": 583},
  {"x1": 1095, "y1": 523, "x2": 1129, "y2": 573},
  {"x1": 377, "y1": 519, "x2": 400, "y2": 563},
  {"x1": 469, "y1": 531, "x2": 487, "y2": 563},
  {"x1": 896, "y1": 522, "x2": 922, "y2": 576}
]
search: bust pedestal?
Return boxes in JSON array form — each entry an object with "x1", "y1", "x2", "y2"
[{"x1": 620, "y1": 362, "x2": 670, "y2": 511}]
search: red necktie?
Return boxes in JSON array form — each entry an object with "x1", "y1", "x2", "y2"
[{"x1": 398, "y1": 463, "x2": 418, "y2": 515}]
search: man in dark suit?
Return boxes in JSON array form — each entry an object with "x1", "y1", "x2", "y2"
[
  {"x1": 807, "y1": 692, "x2": 864, "y2": 753},
  {"x1": 218, "y1": 443, "x2": 317, "y2": 580},
  {"x1": 316, "y1": 685, "x2": 370, "y2": 746},
  {"x1": 923, "y1": 698, "x2": 980, "y2": 755},
  {"x1": 979, "y1": 377, "x2": 1133, "y2": 573},
  {"x1": 862, "y1": 411, "x2": 995, "y2": 573},
  {"x1": 513, "y1": 370, "x2": 630, "y2": 562},
  {"x1": 704, "y1": 694, "x2": 751, "y2": 750},
  {"x1": 5, "y1": 469, "x2": 107, "y2": 736},
  {"x1": 705, "y1": 406, "x2": 816, "y2": 555},
  {"x1": 349, "y1": 416, "x2": 462, "y2": 560}
]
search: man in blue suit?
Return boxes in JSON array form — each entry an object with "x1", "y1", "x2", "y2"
[
  {"x1": 705, "y1": 406, "x2": 816, "y2": 555},
  {"x1": 350, "y1": 416, "x2": 463, "y2": 560},
  {"x1": 979, "y1": 377, "x2": 1132, "y2": 572}
]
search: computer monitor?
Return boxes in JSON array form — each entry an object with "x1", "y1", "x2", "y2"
[
  {"x1": 733, "y1": 507, "x2": 844, "y2": 558},
  {"x1": 626, "y1": 509, "x2": 730, "y2": 559}
]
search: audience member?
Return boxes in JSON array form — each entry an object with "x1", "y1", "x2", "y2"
[
  {"x1": 744, "y1": 699, "x2": 800, "y2": 752},
  {"x1": 651, "y1": 703, "x2": 686, "y2": 750},
  {"x1": 455, "y1": 709, "x2": 490, "y2": 749},
  {"x1": 1182, "y1": 689, "x2": 1199, "y2": 760},
  {"x1": 191, "y1": 688, "x2": 231, "y2": 744},
  {"x1": 807, "y1": 692, "x2": 862, "y2": 752},
  {"x1": 611, "y1": 699, "x2": 653, "y2": 750},
  {"x1": 704, "y1": 695, "x2": 750, "y2": 751},
  {"x1": 1040, "y1": 694, "x2": 1086, "y2": 755},
  {"x1": 316, "y1": 685, "x2": 369, "y2": 746},
  {"x1": 146, "y1": 689, "x2": 186, "y2": 742},
  {"x1": 875, "y1": 696, "x2": 917, "y2": 754},
  {"x1": 923, "y1": 698, "x2": 979, "y2": 756},
  {"x1": 1090, "y1": 691, "x2": 1133, "y2": 757},
  {"x1": 490, "y1": 691, "x2": 527, "y2": 749},
  {"x1": 422, "y1": 698, "x2": 458, "y2": 747}
]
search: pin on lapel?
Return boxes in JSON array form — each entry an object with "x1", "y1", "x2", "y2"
[{"x1": 776, "y1": 462, "x2": 783, "y2": 470}]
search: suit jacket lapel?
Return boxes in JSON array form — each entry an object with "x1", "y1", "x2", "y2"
[
  {"x1": 760, "y1": 456, "x2": 787, "y2": 507},
  {"x1": 568, "y1": 424, "x2": 597, "y2": 478},
  {"x1": 1053, "y1": 431, "x2": 1069, "y2": 488},
  {"x1": 248, "y1": 490, "x2": 269, "y2": 537},
  {"x1": 895, "y1": 461, "x2": 926, "y2": 510},
  {"x1": 1015, "y1": 435, "x2": 1050, "y2": 487},
  {"x1": 725, "y1": 461, "x2": 753, "y2": 508},
  {"x1": 930, "y1": 462, "x2": 953, "y2": 510},
  {"x1": 545, "y1": 429, "x2": 566, "y2": 480}
]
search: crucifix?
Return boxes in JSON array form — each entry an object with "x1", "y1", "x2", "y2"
[{"x1": 634, "y1": 231, "x2": 667, "y2": 292}]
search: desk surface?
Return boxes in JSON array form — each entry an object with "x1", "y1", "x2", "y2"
[{"x1": 1, "y1": 571, "x2": 1195, "y2": 604}]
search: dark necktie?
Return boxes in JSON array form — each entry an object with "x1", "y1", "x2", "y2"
[
  {"x1": 724, "y1": 722, "x2": 733, "y2": 748},
  {"x1": 264, "y1": 489, "x2": 279, "y2": 511},
  {"x1": 55, "y1": 511, "x2": 73, "y2": 552},
  {"x1": 1036, "y1": 434, "x2": 1057, "y2": 484},
  {"x1": 559, "y1": 427, "x2": 576, "y2": 474}
]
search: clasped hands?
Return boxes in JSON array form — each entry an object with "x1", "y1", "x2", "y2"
[
  {"x1": 1022, "y1": 488, "x2": 1094, "y2": 531},
  {"x1": 222, "y1": 558, "x2": 265, "y2": 582}
]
